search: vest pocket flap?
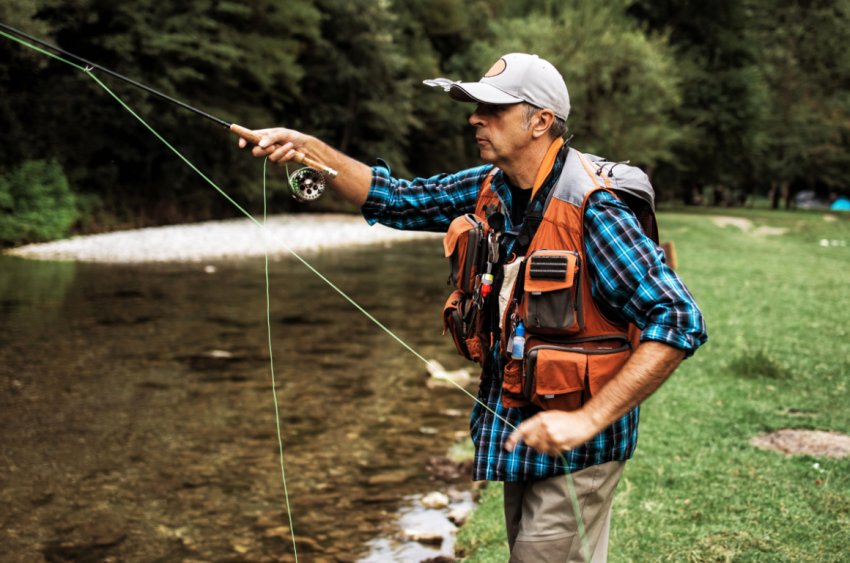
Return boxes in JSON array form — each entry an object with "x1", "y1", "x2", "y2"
[
  {"x1": 442, "y1": 289, "x2": 466, "y2": 335},
  {"x1": 503, "y1": 358, "x2": 525, "y2": 397},
  {"x1": 532, "y1": 348, "x2": 587, "y2": 395},
  {"x1": 443, "y1": 214, "x2": 477, "y2": 257},
  {"x1": 524, "y1": 250, "x2": 578, "y2": 293}
]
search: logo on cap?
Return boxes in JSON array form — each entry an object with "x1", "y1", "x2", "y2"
[{"x1": 484, "y1": 59, "x2": 506, "y2": 77}]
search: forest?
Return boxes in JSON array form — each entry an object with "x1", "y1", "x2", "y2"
[{"x1": 1, "y1": 0, "x2": 849, "y2": 244}]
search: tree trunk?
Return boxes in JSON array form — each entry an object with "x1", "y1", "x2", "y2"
[
  {"x1": 770, "y1": 181, "x2": 780, "y2": 209},
  {"x1": 713, "y1": 185, "x2": 725, "y2": 206},
  {"x1": 782, "y1": 181, "x2": 791, "y2": 209}
]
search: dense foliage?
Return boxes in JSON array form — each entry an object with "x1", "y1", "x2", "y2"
[
  {"x1": 1, "y1": 0, "x2": 849, "y2": 243},
  {"x1": 0, "y1": 159, "x2": 76, "y2": 244}
]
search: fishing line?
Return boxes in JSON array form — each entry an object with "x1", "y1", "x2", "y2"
[
  {"x1": 3, "y1": 28, "x2": 593, "y2": 562},
  {"x1": 263, "y1": 157, "x2": 298, "y2": 561}
]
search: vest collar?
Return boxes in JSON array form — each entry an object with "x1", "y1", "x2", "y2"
[{"x1": 531, "y1": 137, "x2": 564, "y2": 201}]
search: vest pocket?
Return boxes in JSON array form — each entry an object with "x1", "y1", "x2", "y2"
[
  {"x1": 443, "y1": 214, "x2": 487, "y2": 295},
  {"x1": 586, "y1": 347, "x2": 631, "y2": 395},
  {"x1": 521, "y1": 250, "x2": 582, "y2": 334},
  {"x1": 524, "y1": 345, "x2": 587, "y2": 412},
  {"x1": 501, "y1": 358, "x2": 531, "y2": 408},
  {"x1": 442, "y1": 290, "x2": 486, "y2": 364},
  {"x1": 517, "y1": 338, "x2": 632, "y2": 411}
]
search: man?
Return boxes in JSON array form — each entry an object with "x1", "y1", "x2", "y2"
[{"x1": 240, "y1": 53, "x2": 707, "y2": 562}]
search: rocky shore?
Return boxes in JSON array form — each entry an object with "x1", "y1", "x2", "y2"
[{"x1": 7, "y1": 214, "x2": 441, "y2": 263}]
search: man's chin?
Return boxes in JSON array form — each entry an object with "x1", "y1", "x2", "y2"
[{"x1": 478, "y1": 148, "x2": 496, "y2": 164}]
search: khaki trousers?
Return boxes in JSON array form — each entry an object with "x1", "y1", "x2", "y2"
[{"x1": 504, "y1": 461, "x2": 625, "y2": 563}]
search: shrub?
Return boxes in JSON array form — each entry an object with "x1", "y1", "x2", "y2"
[
  {"x1": 728, "y1": 348, "x2": 789, "y2": 379},
  {"x1": 0, "y1": 160, "x2": 76, "y2": 245}
]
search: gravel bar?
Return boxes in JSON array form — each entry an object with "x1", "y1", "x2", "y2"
[{"x1": 7, "y1": 214, "x2": 441, "y2": 263}]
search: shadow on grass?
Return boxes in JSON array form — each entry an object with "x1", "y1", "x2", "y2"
[{"x1": 727, "y1": 348, "x2": 790, "y2": 379}]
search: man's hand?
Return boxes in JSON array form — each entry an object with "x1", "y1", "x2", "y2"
[
  {"x1": 505, "y1": 341, "x2": 685, "y2": 457},
  {"x1": 235, "y1": 126, "x2": 373, "y2": 206},
  {"x1": 505, "y1": 410, "x2": 598, "y2": 456},
  {"x1": 237, "y1": 127, "x2": 312, "y2": 167}
]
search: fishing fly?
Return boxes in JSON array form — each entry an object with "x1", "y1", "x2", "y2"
[{"x1": 0, "y1": 22, "x2": 338, "y2": 201}]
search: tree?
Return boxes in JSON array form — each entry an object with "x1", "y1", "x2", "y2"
[
  {"x1": 451, "y1": 1, "x2": 685, "y2": 176},
  {"x1": 627, "y1": 0, "x2": 768, "y2": 200},
  {"x1": 750, "y1": 0, "x2": 850, "y2": 207}
]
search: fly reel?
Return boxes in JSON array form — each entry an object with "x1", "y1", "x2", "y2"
[{"x1": 289, "y1": 167, "x2": 325, "y2": 202}]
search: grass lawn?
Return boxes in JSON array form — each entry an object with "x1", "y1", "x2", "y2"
[{"x1": 455, "y1": 208, "x2": 850, "y2": 562}]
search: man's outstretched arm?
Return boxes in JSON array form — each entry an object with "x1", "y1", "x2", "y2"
[
  {"x1": 505, "y1": 341, "x2": 684, "y2": 456},
  {"x1": 238, "y1": 128, "x2": 372, "y2": 207}
]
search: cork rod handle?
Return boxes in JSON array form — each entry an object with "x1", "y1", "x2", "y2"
[{"x1": 230, "y1": 124, "x2": 338, "y2": 178}]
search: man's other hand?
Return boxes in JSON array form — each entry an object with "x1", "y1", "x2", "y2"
[
  {"x1": 237, "y1": 127, "x2": 312, "y2": 167},
  {"x1": 505, "y1": 341, "x2": 685, "y2": 457},
  {"x1": 505, "y1": 410, "x2": 598, "y2": 457}
]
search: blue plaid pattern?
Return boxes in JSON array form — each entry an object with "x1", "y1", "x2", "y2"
[{"x1": 362, "y1": 155, "x2": 707, "y2": 481}]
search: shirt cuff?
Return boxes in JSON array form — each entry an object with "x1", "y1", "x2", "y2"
[
  {"x1": 360, "y1": 164, "x2": 392, "y2": 226},
  {"x1": 639, "y1": 323, "x2": 706, "y2": 358}
]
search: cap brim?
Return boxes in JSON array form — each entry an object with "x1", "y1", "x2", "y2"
[{"x1": 447, "y1": 82, "x2": 524, "y2": 105}]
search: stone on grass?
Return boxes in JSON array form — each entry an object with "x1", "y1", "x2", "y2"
[{"x1": 750, "y1": 429, "x2": 850, "y2": 458}]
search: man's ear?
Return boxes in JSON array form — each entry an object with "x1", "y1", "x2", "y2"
[{"x1": 531, "y1": 109, "x2": 556, "y2": 139}]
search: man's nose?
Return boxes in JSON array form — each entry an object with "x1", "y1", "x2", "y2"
[{"x1": 469, "y1": 111, "x2": 485, "y2": 127}]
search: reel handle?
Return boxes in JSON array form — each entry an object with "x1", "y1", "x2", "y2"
[{"x1": 230, "y1": 124, "x2": 339, "y2": 178}]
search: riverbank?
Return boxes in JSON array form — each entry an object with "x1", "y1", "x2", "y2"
[
  {"x1": 6, "y1": 214, "x2": 441, "y2": 263},
  {"x1": 455, "y1": 210, "x2": 850, "y2": 561}
]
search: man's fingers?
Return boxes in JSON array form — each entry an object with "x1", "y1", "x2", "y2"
[
  {"x1": 238, "y1": 137, "x2": 247, "y2": 149},
  {"x1": 252, "y1": 145, "x2": 275, "y2": 157},
  {"x1": 505, "y1": 426, "x2": 526, "y2": 452},
  {"x1": 506, "y1": 416, "x2": 567, "y2": 457},
  {"x1": 268, "y1": 143, "x2": 295, "y2": 163},
  {"x1": 259, "y1": 128, "x2": 294, "y2": 149}
]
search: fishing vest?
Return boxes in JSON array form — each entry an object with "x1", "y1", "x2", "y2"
[{"x1": 442, "y1": 144, "x2": 658, "y2": 412}]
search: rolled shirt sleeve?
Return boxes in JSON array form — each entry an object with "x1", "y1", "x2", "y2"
[
  {"x1": 583, "y1": 190, "x2": 707, "y2": 356},
  {"x1": 360, "y1": 162, "x2": 493, "y2": 232}
]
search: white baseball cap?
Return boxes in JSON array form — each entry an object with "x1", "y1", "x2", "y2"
[{"x1": 424, "y1": 53, "x2": 570, "y2": 121}]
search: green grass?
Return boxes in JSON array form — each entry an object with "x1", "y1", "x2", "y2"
[{"x1": 455, "y1": 208, "x2": 850, "y2": 562}]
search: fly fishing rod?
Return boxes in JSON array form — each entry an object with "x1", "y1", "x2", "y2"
[{"x1": 0, "y1": 22, "x2": 336, "y2": 202}]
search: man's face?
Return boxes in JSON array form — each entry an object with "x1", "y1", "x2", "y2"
[{"x1": 469, "y1": 103, "x2": 530, "y2": 166}]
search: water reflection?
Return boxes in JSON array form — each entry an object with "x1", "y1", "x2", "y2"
[
  {"x1": 0, "y1": 241, "x2": 476, "y2": 563},
  {"x1": 0, "y1": 256, "x2": 76, "y2": 333}
]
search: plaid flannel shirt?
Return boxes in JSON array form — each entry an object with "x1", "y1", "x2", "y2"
[{"x1": 361, "y1": 153, "x2": 707, "y2": 481}]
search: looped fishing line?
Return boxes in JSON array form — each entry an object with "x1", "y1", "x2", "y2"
[{"x1": 0, "y1": 28, "x2": 593, "y2": 563}]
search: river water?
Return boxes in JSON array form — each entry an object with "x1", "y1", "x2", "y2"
[{"x1": 0, "y1": 240, "x2": 480, "y2": 563}]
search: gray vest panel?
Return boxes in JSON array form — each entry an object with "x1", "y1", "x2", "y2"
[{"x1": 547, "y1": 148, "x2": 656, "y2": 212}]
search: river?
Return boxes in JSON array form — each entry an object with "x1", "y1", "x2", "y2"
[{"x1": 0, "y1": 240, "x2": 479, "y2": 563}]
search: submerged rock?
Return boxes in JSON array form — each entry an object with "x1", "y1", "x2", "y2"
[
  {"x1": 426, "y1": 360, "x2": 472, "y2": 389},
  {"x1": 367, "y1": 470, "x2": 411, "y2": 485},
  {"x1": 402, "y1": 529, "x2": 443, "y2": 545},
  {"x1": 420, "y1": 491, "x2": 449, "y2": 509},
  {"x1": 426, "y1": 456, "x2": 473, "y2": 482},
  {"x1": 448, "y1": 506, "x2": 471, "y2": 526}
]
